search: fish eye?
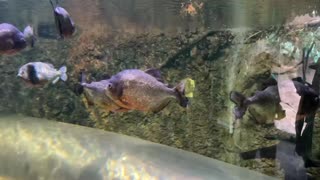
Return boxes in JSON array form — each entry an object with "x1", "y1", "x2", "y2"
[{"x1": 108, "y1": 84, "x2": 112, "y2": 89}]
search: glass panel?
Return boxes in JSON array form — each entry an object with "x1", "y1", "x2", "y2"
[{"x1": 0, "y1": 0, "x2": 319, "y2": 179}]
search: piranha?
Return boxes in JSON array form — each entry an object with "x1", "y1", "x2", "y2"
[
  {"x1": 230, "y1": 86, "x2": 285, "y2": 124},
  {"x1": 0, "y1": 23, "x2": 35, "y2": 55},
  {"x1": 229, "y1": 79, "x2": 319, "y2": 125},
  {"x1": 17, "y1": 62, "x2": 67, "y2": 87},
  {"x1": 81, "y1": 69, "x2": 194, "y2": 113},
  {"x1": 49, "y1": 0, "x2": 75, "y2": 39}
]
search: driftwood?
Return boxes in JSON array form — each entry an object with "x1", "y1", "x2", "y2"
[{"x1": 160, "y1": 30, "x2": 233, "y2": 70}]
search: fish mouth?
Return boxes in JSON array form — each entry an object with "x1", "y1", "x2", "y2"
[{"x1": 17, "y1": 74, "x2": 23, "y2": 78}]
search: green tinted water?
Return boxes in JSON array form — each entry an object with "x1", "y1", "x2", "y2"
[{"x1": 0, "y1": 0, "x2": 320, "y2": 179}]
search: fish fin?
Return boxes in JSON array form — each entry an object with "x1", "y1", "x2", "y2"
[
  {"x1": 152, "y1": 100, "x2": 171, "y2": 113},
  {"x1": 79, "y1": 70, "x2": 86, "y2": 84},
  {"x1": 27, "y1": 65, "x2": 39, "y2": 84},
  {"x1": 230, "y1": 91, "x2": 246, "y2": 106},
  {"x1": 52, "y1": 77, "x2": 60, "y2": 84},
  {"x1": 73, "y1": 70, "x2": 85, "y2": 96},
  {"x1": 145, "y1": 68, "x2": 164, "y2": 83},
  {"x1": 23, "y1": 25, "x2": 35, "y2": 47},
  {"x1": 174, "y1": 80, "x2": 189, "y2": 108},
  {"x1": 74, "y1": 84, "x2": 84, "y2": 96},
  {"x1": 100, "y1": 73, "x2": 110, "y2": 80},
  {"x1": 53, "y1": 11, "x2": 64, "y2": 39},
  {"x1": 112, "y1": 108, "x2": 131, "y2": 113},
  {"x1": 229, "y1": 91, "x2": 249, "y2": 119},
  {"x1": 59, "y1": 66, "x2": 68, "y2": 81},
  {"x1": 261, "y1": 77, "x2": 278, "y2": 89}
]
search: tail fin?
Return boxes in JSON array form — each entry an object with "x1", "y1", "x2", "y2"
[
  {"x1": 59, "y1": 66, "x2": 68, "y2": 81},
  {"x1": 79, "y1": 70, "x2": 86, "y2": 84},
  {"x1": 23, "y1": 25, "x2": 35, "y2": 47},
  {"x1": 74, "y1": 70, "x2": 85, "y2": 96},
  {"x1": 174, "y1": 78, "x2": 195, "y2": 108},
  {"x1": 229, "y1": 91, "x2": 249, "y2": 119}
]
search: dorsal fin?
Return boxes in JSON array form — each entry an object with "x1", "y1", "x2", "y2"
[{"x1": 145, "y1": 68, "x2": 164, "y2": 83}]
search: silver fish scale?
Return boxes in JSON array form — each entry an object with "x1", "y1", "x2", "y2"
[
  {"x1": 33, "y1": 62, "x2": 60, "y2": 81},
  {"x1": 115, "y1": 70, "x2": 176, "y2": 111}
]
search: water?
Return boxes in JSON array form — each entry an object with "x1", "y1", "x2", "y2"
[{"x1": 1, "y1": 0, "x2": 320, "y2": 179}]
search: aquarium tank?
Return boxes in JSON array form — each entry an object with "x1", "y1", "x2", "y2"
[{"x1": 0, "y1": 0, "x2": 320, "y2": 179}]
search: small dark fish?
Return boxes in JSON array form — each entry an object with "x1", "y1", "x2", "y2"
[
  {"x1": 0, "y1": 23, "x2": 34, "y2": 55},
  {"x1": 82, "y1": 69, "x2": 191, "y2": 113},
  {"x1": 49, "y1": 0, "x2": 75, "y2": 39},
  {"x1": 17, "y1": 62, "x2": 67, "y2": 87},
  {"x1": 230, "y1": 80, "x2": 319, "y2": 124}
]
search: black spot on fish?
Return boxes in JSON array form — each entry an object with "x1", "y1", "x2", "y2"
[{"x1": 27, "y1": 65, "x2": 39, "y2": 84}]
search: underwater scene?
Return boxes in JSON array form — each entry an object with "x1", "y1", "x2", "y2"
[{"x1": 1, "y1": 0, "x2": 320, "y2": 179}]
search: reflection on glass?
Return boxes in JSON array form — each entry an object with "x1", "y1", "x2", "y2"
[{"x1": 0, "y1": 0, "x2": 320, "y2": 179}]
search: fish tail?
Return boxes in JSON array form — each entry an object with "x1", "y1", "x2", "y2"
[
  {"x1": 229, "y1": 91, "x2": 249, "y2": 119},
  {"x1": 174, "y1": 78, "x2": 195, "y2": 108},
  {"x1": 74, "y1": 70, "x2": 85, "y2": 96},
  {"x1": 23, "y1": 25, "x2": 35, "y2": 47},
  {"x1": 59, "y1": 66, "x2": 68, "y2": 81},
  {"x1": 79, "y1": 70, "x2": 86, "y2": 84}
]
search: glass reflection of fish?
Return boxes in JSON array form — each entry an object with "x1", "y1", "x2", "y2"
[
  {"x1": 17, "y1": 62, "x2": 67, "y2": 88},
  {"x1": 0, "y1": 23, "x2": 34, "y2": 55},
  {"x1": 230, "y1": 85, "x2": 285, "y2": 124},
  {"x1": 49, "y1": 0, "x2": 75, "y2": 39},
  {"x1": 230, "y1": 79, "x2": 319, "y2": 129}
]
